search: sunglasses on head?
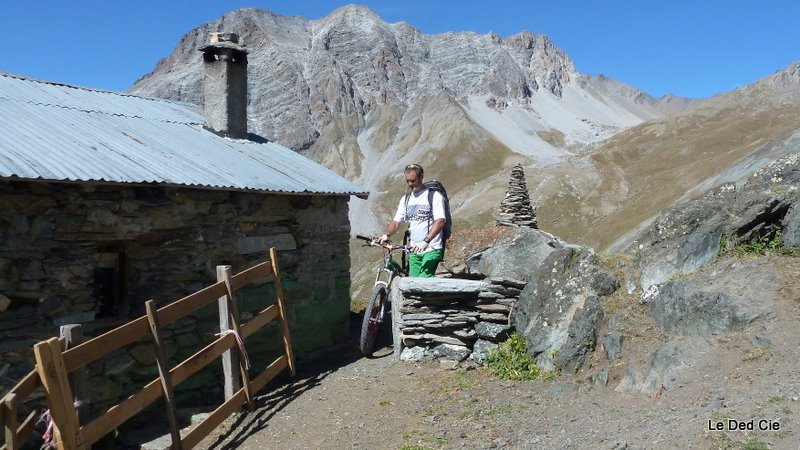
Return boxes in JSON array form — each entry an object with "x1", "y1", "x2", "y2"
[{"x1": 405, "y1": 164, "x2": 423, "y2": 171}]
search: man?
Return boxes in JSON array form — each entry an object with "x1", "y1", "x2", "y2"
[{"x1": 379, "y1": 164, "x2": 446, "y2": 277}]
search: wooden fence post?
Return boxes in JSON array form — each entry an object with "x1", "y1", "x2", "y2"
[
  {"x1": 220, "y1": 266, "x2": 254, "y2": 411},
  {"x1": 270, "y1": 247, "x2": 296, "y2": 376},
  {"x1": 33, "y1": 338, "x2": 80, "y2": 450},
  {"x1": 3, "y1": 393, "x2": 19, "y2": 450},
  {"x1": 217, "y1": 265, "x2": 241, "y2": 401},
  {"x1": 145, "y1": 300, "x2": 183, "y2": 450},
  {"x1": 59, "y1": 325, "x2": 86, "y2": 421}
]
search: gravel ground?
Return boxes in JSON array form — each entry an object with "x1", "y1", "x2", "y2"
[
  {"x1": 196, "y1": 326, "x2": 798, "y2": 448},
  {"x1": 189, "y1": 257, "x2": 800, "y2": 450}
]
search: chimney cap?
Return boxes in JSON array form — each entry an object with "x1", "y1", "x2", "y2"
[
  {"x1": 199, "y1": 32, "x2": 249, "y2": 54},
  {"x1": 210, "y1": 32, "x2": 239, "y2": 44}
]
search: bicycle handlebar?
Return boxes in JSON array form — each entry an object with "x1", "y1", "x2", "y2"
[{"x1": 355, "y1": 234, "x2": 411, "y2": 252}]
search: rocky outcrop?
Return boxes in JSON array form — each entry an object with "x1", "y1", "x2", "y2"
[
  {"x1": 513, "y1": 246, "x2": 619, "y2": 372},
  {"x1": 609, "y1": 151, "x2": 800, "y2": 395},
  {"x1": 646, "y1": 258, "x2": 775, "y2": 335},
  {"x1": 626, "y1": 151, "x2": 800, "y2": 293},
  {"x1": 624, "y1": 183, "x2": 734, "y2": 293}
]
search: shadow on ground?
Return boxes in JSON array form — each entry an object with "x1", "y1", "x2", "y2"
[{"x1": 202, "y1": 310, "x2": 394, "y2": 449}]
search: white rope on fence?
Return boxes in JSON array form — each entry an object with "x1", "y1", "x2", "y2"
[
  {"x1": 37, "y1": 398, "x2": 90, "y2": 450},
  {"x1": 215, "y1": 329, "x2": 251, "y2": 370}
]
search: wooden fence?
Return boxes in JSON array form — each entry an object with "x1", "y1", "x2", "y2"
[{"x1": 1, "y1": 247, "x2": 295, "y2": 450}]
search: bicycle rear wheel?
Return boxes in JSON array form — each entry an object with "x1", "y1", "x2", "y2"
[{"x1": 359, "y1": 284, "x2": 388, "y2": 356}]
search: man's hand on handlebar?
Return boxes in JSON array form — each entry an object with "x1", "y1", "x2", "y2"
[{"x1": 357, "y1": 234, "x2": 410, "y2": 251}]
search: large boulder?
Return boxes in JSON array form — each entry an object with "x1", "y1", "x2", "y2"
[
  {"x1": 462, "y1": 226, "x2": 565, "y2": 281},
  {"x1": 513, "y1": 246, "x2": 619, "y2": 373}
]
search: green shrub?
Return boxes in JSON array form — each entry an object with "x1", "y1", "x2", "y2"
[
  {"x1": 742, "y1": 437, "x2": 769, "y2": 450},
  {"x1": 721, "y1": 226, "x2": 799, "y2": 258},
  {"x1": 486, "y1": 333, "x2": 541, "y2": 381}
]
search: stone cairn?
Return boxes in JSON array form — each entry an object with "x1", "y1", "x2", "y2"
[
  {"x1": 496, "y1": 163, "x2": 538, "y2": 228},
  {"x1": 390, "y1": 277, "x2": 525, "y2": 364}
]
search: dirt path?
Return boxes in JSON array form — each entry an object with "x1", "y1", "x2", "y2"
[
  {"x1": 192, "y1": 257, "x2": 800, "y2": 450},
  {"x1": 196, "y1": 327, "x2": 799, "y2": 449}
]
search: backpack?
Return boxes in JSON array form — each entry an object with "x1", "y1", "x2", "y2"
[{"x1": 405, "y1": 180, "x2": 452, "y2": 247}]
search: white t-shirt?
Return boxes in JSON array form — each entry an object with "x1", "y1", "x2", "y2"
[{"x1": 393, "y1": 188, "x2": 446, "y2": 251}]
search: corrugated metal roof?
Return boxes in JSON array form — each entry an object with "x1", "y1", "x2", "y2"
[{"x1": 0, "y1": 72, "x2": 368, "y2": 197}]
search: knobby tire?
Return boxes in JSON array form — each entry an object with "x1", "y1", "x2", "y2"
[{"x1": 359, "y1": 285, "x2": 388, "y2": 356}]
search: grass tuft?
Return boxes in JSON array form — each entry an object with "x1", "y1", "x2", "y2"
[{"x1": 486, "y1": 333, "x2": 542, "y2": 381}]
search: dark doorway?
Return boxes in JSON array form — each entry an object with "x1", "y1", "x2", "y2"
[{"x1": 93, "y1": 247, "x2": 127, "y2": 319}]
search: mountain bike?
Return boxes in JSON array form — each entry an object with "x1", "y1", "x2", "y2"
[{"x1": 355, "y1": 234, "x2": 411, "y2": 356}]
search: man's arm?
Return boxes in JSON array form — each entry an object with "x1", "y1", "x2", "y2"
[
  {"x1": 383, "y1": 220, "x2": 401, "y2": 239},
  {"x1": 424, "y1": 218, "x2": 445, "y2": 242}
]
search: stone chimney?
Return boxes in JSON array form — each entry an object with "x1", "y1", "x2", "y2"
[{"x1": 199, "y1": 32, "x2": 249, "y2": 139}]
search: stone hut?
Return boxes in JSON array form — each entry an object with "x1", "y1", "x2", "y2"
[{"x1": 0, "y1": 33, "x2": 367, "y2": 406}]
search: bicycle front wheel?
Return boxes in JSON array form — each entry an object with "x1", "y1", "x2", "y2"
[{"x1": 359, "y1": 284, "x2": 388, "y2": 356}]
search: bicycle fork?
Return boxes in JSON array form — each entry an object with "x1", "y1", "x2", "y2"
[
  {"x1": 370, "y1": 268, "x2": 394, "y2": 326},
  {"x1": 368, "y1": 301, "x2": 386, "y2": 326}
]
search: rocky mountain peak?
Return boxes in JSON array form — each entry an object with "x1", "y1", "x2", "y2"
[
  {"x1": 130, "y1": 5, "x2": 703, "y2": 239},
  {"x1": 501, "y1": 30, "x2": 576, "y2": 97},
  {"x1": 503, "y1": 30, "x2": 561, "y2": 55},
  {"x1": 131, "y1": 5, "x2": 586, "y2": 148},
  {"x1": 324, "y1": 3, "x2": 383, "y2": 22},
  {"x1": 762, "y1": 60, "x2": 800, "y2": 93},
  {"x1": 312, "y1": 3, "x2": 390, "y2": 43}
]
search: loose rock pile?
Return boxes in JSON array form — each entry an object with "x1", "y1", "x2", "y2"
[
  {"x1": 390, "y1": 277, "x2": 524, "y2": 364},
  {"x1": 496, "y1": 164, "x2": 538, "y2": 228}
]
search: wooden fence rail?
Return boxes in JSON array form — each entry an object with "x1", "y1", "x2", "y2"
[{"x1": 1, "y1": 248, "x2": 294, "y2": 450}]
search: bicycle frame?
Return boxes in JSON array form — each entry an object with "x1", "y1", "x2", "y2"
[{"x1": 373, "y1": 246, "x2": 408, "y2": 289}]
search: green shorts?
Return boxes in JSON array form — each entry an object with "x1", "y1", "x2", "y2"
[{"x1": 408, "y1": 249, "x2": 443, "y2": 278}]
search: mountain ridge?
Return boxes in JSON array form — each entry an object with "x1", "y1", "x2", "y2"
[
  {"x1": 130, "y1": 6, "x2": 686, "y2": 153},
  {"x1": 129, "y1": 5, "x2": 798, "y2": 253}
]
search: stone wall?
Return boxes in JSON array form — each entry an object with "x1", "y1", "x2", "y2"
[
  {"x1": 390, "y1": 277, "x2": 524, "y2": 364},
  {"x1": 0, "y1": 180, "x2": 352, "y2": 410}
]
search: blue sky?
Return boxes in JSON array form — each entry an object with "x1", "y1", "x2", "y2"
[{"x1": 3, "y1": 0, "x2": 798, "y2": 99}]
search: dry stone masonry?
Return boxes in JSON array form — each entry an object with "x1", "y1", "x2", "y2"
[
  {"x1": 496, "y1": 164, "x2": 538, "y2": 228},
  {"x1": 0, "y1": 181, "x2": 352, "y2": 410},
  {"x1": 390, "y1": 277, "x2": 524, "y2": 364}
]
